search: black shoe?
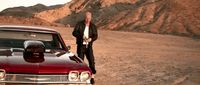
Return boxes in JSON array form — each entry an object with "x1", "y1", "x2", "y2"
[{"x1": 90, "y1": 78, "x2": 95, "y2": 84}]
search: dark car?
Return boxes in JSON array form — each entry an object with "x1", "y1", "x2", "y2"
[{"x1": 0, "y1": 25, "x2": 92, "y2": 85}]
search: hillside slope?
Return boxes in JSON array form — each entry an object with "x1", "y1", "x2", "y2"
[
  {"x1": 0, "y1": 4, "x2": 64, "y2": 26},
  {"x1": 0, "y1": 16, "x2": 61, "y2": 27},
  {"x1": 55, "y1": 0, "x2": 200, "y2": 37},
  {"x1": 0, "y1": 4, "x2": 63, "y2": 17},
  {"x1": 0, "y1": 0, "x2": 199, "y2": 37}
]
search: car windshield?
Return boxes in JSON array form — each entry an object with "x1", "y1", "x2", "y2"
[{"x1": 0, "y1": 30, "x2": 64, "y2": 50}]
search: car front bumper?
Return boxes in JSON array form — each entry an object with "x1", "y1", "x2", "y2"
[{"x1": 0, "y1": 74, "x2": 91, "y2": 85}]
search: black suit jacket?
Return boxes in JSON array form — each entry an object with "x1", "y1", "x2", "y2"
[{"x1": 72, "y1": 20, "x2": 98, "y2": 46}]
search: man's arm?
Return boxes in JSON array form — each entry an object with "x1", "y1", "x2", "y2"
[
  {"x1": 72, "y1": 23, "x2": 80, "y2": 38},
  {"x1": 91, "y1": 24, "x2": 98, "y2": 42}
]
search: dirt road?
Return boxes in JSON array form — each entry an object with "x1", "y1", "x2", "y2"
[{"x1": 54, "y1": 27, "x2": 200, "y2": 85}]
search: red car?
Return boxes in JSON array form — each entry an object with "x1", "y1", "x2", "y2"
[{"x1": 0, "y1": 25, "x2": 92, "y2": 85}]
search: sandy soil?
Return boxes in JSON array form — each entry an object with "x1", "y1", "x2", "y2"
[{"x1": 54, "y1": 27, "x2": 200, "y2": 85}]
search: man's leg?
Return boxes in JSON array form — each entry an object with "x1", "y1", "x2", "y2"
[
  {"x1": 86, "y1": 45, "x2": 96, "y2": 74},
  {"x1": 77, "y1": 45, "x2": 85, "y2": 60},
  {"x1": 86, "y1": 45, "x2": 96, "y2": 84}
]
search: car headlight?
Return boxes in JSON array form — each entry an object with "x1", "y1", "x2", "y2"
[
  {"x1": 0, "y1": 69, "x2": 5, "y2": 79},
  {"x1": 80, "y1": 71, "x2": 91, "y2": 81},
  {"x1": 68, "y1": 71, "x2": 79, "y2": 81}
]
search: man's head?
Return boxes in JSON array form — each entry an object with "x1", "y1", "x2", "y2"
[{"x1": 85, "y1": 11, "x2": 92, "y2": 24}]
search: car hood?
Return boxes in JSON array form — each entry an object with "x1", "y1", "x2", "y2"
[{"x1": 0, "y1": 51, "x2": 90, "y2": 74}]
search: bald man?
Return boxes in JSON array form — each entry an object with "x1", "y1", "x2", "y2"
[{"x1": 72, "y1": 12, "x2": 98, "y2": 84}]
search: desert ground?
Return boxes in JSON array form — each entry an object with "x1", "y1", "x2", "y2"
[{"x1": 53, "y1": 27, "x2": 200, "y2": 85}]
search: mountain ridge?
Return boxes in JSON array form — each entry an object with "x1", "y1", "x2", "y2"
[{"x1": 0, "y1": 0, "x2": 199, "y2": 37}]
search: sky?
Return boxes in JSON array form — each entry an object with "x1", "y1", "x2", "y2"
[{"x1": 0, "y1": 0, "x2": 72, "y2": 11}]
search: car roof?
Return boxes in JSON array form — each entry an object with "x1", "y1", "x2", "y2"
[{"x1": 0, "y1": 25, "x2": 58, "y2": 34}]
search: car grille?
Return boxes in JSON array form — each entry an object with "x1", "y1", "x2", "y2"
[{"x1": 0, "y1": 74, "x2": 88, "y2": 84}]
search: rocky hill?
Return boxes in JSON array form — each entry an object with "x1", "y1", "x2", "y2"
[
  {"x1": 0, "y1": 16, "x2": 62, "y2": 26},
  {"x1": 56, "y1": 0, "x2": 200, "y2": 37},
  {"x1": 34, "y1": 4, "x2": 71, "y2": 23},
  {"x1": 0, "y1": 4, "x2": 63, "y2": 17},
  {"x1": 0, "y1": 0, "x2": 200, "y2": 37},
  {"x1": 0, "y1": 4, "x2": 64, "y2": 26}
]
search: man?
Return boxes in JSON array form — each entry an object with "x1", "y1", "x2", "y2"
[{"x1": 72, "y1": 11, "x2": 98, "y2": 84}]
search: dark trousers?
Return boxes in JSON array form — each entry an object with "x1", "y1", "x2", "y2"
[{"x1": 77, "y1": 44, "x2": 96, "y2": 74}]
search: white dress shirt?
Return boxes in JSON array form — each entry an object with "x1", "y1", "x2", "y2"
[{"x1": 83, "y1": 25, "x2": 89, "y2": 45}]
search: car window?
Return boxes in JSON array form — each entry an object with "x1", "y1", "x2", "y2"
[{"x1": 0, "y1": 30, "x2": 64, "y2": 50}]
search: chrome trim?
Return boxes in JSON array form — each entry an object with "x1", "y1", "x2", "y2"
[
  {"x1": 68, "y1": 71, "x2": 79, "y2": 81},
  {"x1": 80, "y1": 71, "x2": 91, "y2": 81},
  {"x1": 0, "y1": 74, "x2": 90, "y2": 84},
  {"x1": 25, "y1": 77, "x2": 50, "y2": 81}
]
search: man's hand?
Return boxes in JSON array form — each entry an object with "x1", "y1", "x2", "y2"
[
  {"x1": 87, "y1": 38, "x2": 92, "y2": 42},
  {"x1": 83, "y1": 37, "x2": 92, "y2": 43}
]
